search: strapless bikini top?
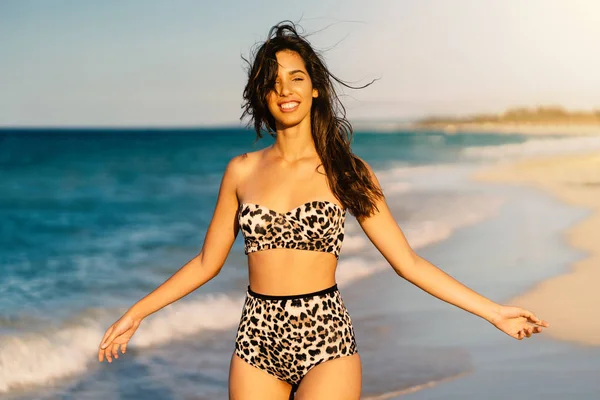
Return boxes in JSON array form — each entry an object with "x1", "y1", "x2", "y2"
[{"x1": 238, "y1": 200, "x2": 346, "y2": 259}]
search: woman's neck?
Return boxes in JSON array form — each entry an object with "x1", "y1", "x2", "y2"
[{"x1": 272, "y1": 121, "x2": 317, "y2": 162}]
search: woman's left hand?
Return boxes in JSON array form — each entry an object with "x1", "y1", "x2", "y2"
[{"x1": 489, "y1": 305, "x2": 550, "y2": 340}]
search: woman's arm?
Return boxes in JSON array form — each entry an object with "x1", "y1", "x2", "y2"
[
  {"x1": 99, "y1": 155, "x2": 245, "y2": 360},
  {"x1": 356, "y1": 160, "x2": 549, "y2": 339}
]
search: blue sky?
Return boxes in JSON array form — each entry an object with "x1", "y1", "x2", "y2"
[{"x1": 1, "y1": 0, "x2": 599, "y2": 127}]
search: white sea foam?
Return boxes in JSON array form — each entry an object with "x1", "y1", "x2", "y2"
[
  {"x1": 340, "y1": 233, "x2": 369, "y2": 253},
  {"x1": 336, "y1": 192, "x2": 503, "y2": 286},
  {"x1": 403, "y1": 194, "x2": 504, "y2": 248},
  {"x1": 377, "y1": 163, "x2": 457, "y2": 179},
  {"x1": 461, "y1": 136, "x2": 600, "y2": 160},
  {"x1": 363, "y1": 371, "x2": 471, "y2": 399},
  {"x1": 336, "y1": 257, "x2": 388, "y2": 286},
  {"x1": 0, "y1": 293, "x2": 244, "y2": 393},
  {"x1": 0, "y1": 324, "x2": 101, "y2": 392},
  {"x1": 336, "y1": 211, "x2": 500, "y2": 288},
  {"x1": 133, "y1": 293, "x2": 243, "y2": 348},
  {"x1": 384, "y1": 181, "x2": 412, "y2": 194}
]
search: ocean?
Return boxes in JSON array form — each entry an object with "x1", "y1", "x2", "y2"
[{"x1": 2, "y1": 128, "x2": 600, "y2": 399}]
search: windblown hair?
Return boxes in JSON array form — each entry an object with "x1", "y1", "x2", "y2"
[{"x1": 241, "y1": 21, "x2": 383, "y2": 219}]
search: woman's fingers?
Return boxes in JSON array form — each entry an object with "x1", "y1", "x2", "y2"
[
  {"x1": 498, "y1": 307, "x2": 547, "y2": 341},
  {"x1": 101, "y1": 330, "x2": 118, "y2": 350},
  {"x1": 516, "y1": 330, "x2": 524, "y2": 340},
  {"x1": 105, "y1": 346, "x2": 113, "y2": 363},
  {"x1": 520, "y1": 309, "x2": 537, "y2": 323},
  {"x1": 515, "y1": 324, "x2": 543, "y2": 340},
  {"x1": 98, "y1": 316, "x2": 138, "y2": 362},
  {"x1": 521, "y1": 309, "x2": 550, "y2": 327},
  {"x1": 99, "y1": 342, "x2": 128, "y2": 363},
  {"x1": 112, "y1": 343, "x2": 120, "y2": 359},
  {"x1": 98, "y1": 326, "x2": 114, "y2": 362},
  {"x1": 99, "y1": 326, "x2": 113, "y2": 350},
  {"x1": 101, "y1": 320, "x2": 129, "y2": 350}
]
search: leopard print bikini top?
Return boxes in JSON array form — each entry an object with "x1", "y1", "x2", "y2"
[{"x1": 238, "y1": 200, "x2": 346, "y2": 259}]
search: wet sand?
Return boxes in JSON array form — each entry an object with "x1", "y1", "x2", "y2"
[{"x1": 474, "y1": 151, "x2": 600, "y2": 346}]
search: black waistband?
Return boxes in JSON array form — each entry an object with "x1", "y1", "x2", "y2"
[{"x1": 247, "y1": 284, "x2": 338, "y2": 300}]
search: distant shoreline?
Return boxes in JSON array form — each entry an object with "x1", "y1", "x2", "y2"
[
  {"x1": 411, "y1": 122, "x2": 600, "y2": 135},
  {"x1": 412, "y1": 105, "x2": 600, "y2": 135},
  {"x1": 349, "y1": 121, "x2": 600, "y2": 135}
]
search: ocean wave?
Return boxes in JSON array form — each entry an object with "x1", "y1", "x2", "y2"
[
  {"x1": 340, "y1": 233, "x2": 369, "y2": 253},
  {"x1": 376, "y1": 163, "x2": 457, "y2": 180},
  {"x1": 0, "y1": 293, "x2": 244, "y2": 393},
  {"x1": 376, "y1": 163, "x2": 473, "y2": 192},
  {"x1": 403, "y1": 194, "x2": 504, "y2": 249},
  {"x1": 384, "y1": 181, "x2": 412, "y2": 194},
  {"x1": 336, "y1": 257, "x2": 388, "y2": 287},
  {"x1": 338, "y1": 194, "x2": 502, "y2": 285},
  {"x1": 1, "y1": 262, "x2": 394, "y2": 393},
  {"x1": 0, "y1": 323, "x2": 101, "y2": 393},
  {"x1": 363, "y1": 371, "x2": 472, "y2": 399},
  {"x1": 373, "y1": 165, "x2": 415, "y2": 195},
  {"x1": 461, "y1": 136, "x2": 600, "y2": 159},
  {"x1": 133, "y1": 293, "x2": 243, "y2": 348}
]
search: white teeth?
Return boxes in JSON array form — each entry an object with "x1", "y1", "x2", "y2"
[{"x1": 281, "y1": 102, "x2": 299, "y2": 109}]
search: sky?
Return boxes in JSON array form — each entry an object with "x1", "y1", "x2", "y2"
[{"x1": 1, "y1": 0, "x2": 599, "y2": 127}]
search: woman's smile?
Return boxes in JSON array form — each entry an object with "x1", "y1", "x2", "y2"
[{"x1": 279, "y1": 101, "x2": 300, "y2": 112}]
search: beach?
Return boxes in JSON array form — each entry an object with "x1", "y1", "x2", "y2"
[
  {"x1": 391, "y1": 139, "x2": 600, "y2": 399},
  {"x1": 474, "y1": 151, "x2": 600, "y2": 346}
]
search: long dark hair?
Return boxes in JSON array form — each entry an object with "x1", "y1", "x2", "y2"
[{"x1": 241, "y1": 21, "x2": 383, "y2": 219}]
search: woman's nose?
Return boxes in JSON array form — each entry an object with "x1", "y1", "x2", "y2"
[{"x1": 278, "y1": 81, "x2": 292, "y2": 96}]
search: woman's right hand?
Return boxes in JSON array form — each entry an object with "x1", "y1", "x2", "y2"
[{"x1": 98, "y1": 312, "x2": 142, "y2": 363}]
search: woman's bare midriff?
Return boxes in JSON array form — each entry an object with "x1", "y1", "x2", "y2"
[{"x1": 247, "y1": 249, "x2": 338, "y2": 295}]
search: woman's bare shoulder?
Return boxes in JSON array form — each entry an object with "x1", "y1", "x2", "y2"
[{"x1": 224, "y1": 148, "x2": 267, "y2": 182}]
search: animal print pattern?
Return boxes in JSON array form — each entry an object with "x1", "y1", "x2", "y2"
[
  {"x1": 238, "y1": 200, "x2": 346, "y2": 259},
  {"x1": 234, "y1": 285, "x2": 357, "y2": 388}
]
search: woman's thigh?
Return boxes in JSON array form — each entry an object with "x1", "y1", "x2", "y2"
[
  {"x1": 228, "y1": 353, "x2": 292, "y2": 400},
  {"x1": 294, "y1": 353, "x2": 362, "y2": 400}
]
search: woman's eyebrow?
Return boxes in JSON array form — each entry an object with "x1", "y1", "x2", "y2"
[
  {"x1": 274, "y1": 70, "x2": 307, "y2": 80},
  {"x1": 288, "y1": 70, "x2": 307, "y2": 76}
]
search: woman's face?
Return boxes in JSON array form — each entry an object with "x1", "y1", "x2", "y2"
[{"x1": 266, "y1": 50, "x2": 318, "y2": 129}]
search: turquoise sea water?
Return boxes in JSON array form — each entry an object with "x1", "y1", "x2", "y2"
[{"x1": 1, "y1": 128, "x2": 599, "y2": 398}]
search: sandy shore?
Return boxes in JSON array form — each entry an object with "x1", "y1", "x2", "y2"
[{"x1": 474, "y1": 152, "x2": 600, "y2": 346}]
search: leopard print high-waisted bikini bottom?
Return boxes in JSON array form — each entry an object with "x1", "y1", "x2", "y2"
[{"x1": 234, "y1": 284, "x2": 357, "y2": 392}]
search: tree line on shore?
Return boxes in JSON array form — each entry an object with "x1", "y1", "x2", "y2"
[{"x1": 417, "y1": 106, "x2": 600, "y2": 126}]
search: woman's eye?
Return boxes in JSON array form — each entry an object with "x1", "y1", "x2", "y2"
[{"x1": 293, "y1": 77, "x2": 304, "y2": 81}]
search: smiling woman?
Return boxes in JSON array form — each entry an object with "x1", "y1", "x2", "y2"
[
  {"x1": 97, "y1": 21, "x2": 549, "y2": 400},
  {"x1": 241, "y1": 23, "x2": 382, "y2": 220}
]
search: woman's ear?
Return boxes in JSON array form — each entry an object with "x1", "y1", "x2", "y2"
[{"x1": 312, "y1": 88, "x2": 319, "y2": 98}]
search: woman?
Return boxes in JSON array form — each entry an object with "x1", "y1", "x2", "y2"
[{"x1": 98, "y1": 22, "x2": 549, "y2": 399}]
